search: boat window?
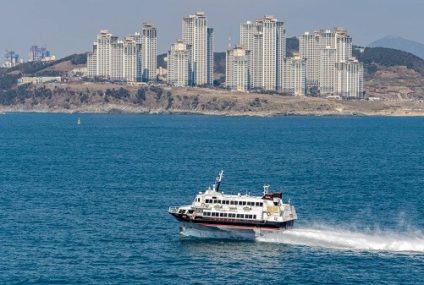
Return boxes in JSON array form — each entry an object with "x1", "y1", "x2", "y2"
[
  {"x1": 274, "y1": 202, "x2": 278, "y2": 206},
  {"x1": 242, "y1": 201, "x2": 247, "y2": 206},
  {"x1": 253, "y1": 215, "x2": 256, "y2": 219},
  {"x1": 259, "y1": 202, "x2": 263, "y2": 207},
  {"x1": 213, "y1": 200, "x2": 216, "y2": 204},
  {"x1": 225, "y1": 201, "x2": 229, "y2": 205},
  {"x1": 230, "y1": 201, "x2": 235, "y2": 205},
  {"x1": 217, "y1": 200, "x2": 221, "y2": 204},
  {"x1": 188, "y1": 210, "x2": 194, "y2": 214},
  {"x1": 219, "y1": 213, "x2": 223, "y2": 217}
]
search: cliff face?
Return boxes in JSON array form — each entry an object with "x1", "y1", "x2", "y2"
[{"x1": 2, "y1": 82, "x2": 424, "y2": 116}]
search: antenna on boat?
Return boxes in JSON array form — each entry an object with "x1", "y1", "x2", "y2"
[
  {"x1": 214, "y1": 170, "x2": 224, "y2": 192},
  {"x1": 263, "y1": 184, "x2": 270, "y2": 196}
]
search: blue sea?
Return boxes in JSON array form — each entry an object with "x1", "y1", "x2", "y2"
[{"x1": 0, "y1": 113, "x2": 423, "y2": 284}]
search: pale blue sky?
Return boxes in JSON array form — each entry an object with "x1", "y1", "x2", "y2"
[{"x1": 1, "y1": 0, "x2": 423, "y2": 59}]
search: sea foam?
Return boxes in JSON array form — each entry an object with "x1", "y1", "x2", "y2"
[{"x1": 257, "y1": 226, "x2": 424, "y2": 253}]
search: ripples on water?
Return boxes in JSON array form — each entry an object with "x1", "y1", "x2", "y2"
[{"x1": 0, "y1": 114, "x2": 423, "y2": 284}]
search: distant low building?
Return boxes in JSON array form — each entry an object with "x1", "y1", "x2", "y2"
[
  {"x1": 17, "y1": 76, "x2": 62, "y2": 86},
  {"x1": 28, "y1": 45, "x2": 55, "y2": 62},
  {"x1": 3, "y1": 51, "x2": 21, "y2": 68},
  {"x1": 69, "y1": 67, "x2": 88, "y2": 77}
]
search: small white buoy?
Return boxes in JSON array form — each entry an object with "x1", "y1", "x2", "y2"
[{"x1": 77, "y1": 117, "x2": 81, "y2": 125}]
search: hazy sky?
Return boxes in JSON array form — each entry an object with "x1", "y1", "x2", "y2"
[{"x1": 1, "y1": 0, "x2": 424, "y2": 59}]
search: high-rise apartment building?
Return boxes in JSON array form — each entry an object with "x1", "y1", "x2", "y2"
[
  {"x1": 123, "y1": 37, "x2": 138, "y2": 82},
  {"x1": 240, "y1": 21, "x2": 256, "y2": 51},
  {"x1": 226, "y1": 45, "x2": 251, "y2": 92},
  {"x1": 319, "y1": 46, "x2": 337, "y2": 94},
  {"x1": 299, "y1": 31, "x2": 320, "y2": 87},
  {"x1": 88, "y1": 25, "x2": 156, "y2": 83},
  {"x1": 299, "y1": 27, "x2": 358, "y2": 95},
  {"x1": 132, "y1": 32, "x2": 143, "y2": 82},
  {"x1": 110, "y1": 40, "x2": 124, "y2": 81},
  {"x1": 207, "y1": 28, "x2": 214, "y2": 86},
  {"x1": 167, "y1": 40, "x2": 191, "y2": 87},
  {"x1": 334, "y1": 28, "x2": 353, "y2": 63},
  {"x1": 239, "y1": 16, "x2": 286, "y2": 91},
  {"x1": 142, "y1": 23, "x2": 157, "y2": 82},
  {"x1": 283, "y1": 53, "x2": 306, "y2": 96},
  {"x1": 182, "y1": 12, "x2": 214, "y2": 86},
  {"x1": 335, "y1": 58, "x2": 364, "y2": 98},
  {"x1": 95, "y1": 30, "x2": 114, "y2": 78},
  {"x1": 87, "y1": 44, "x2": 97, "y2": 78}
]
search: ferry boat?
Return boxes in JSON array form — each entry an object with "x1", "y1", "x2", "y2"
[{"x1": 168, "y1": 171, "x2": 297, "y2": 238}]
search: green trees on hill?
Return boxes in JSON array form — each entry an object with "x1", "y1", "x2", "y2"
[{"x1": 353, "y1": 47, "x2": 424, "y2": 76}]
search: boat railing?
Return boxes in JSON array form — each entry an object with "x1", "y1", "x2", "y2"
[{"x1": 168, "y1": 207, "x2": 179, "y2": 213}]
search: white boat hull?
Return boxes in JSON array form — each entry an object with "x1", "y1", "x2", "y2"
[{"x1": 179, "y1": 222, "x2": 286, "y2": 240}]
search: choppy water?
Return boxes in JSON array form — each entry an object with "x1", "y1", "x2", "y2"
[{"x1": 0, "y1": 114, "x2": 423, "y2": 284}]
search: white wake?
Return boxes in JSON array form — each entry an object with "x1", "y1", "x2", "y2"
[{"x1": 257, "y1": 226, "x2": 424, "y2": 253}]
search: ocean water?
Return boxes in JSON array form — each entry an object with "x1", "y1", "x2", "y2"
[{"x1": 0, "y1": 113, "x2": 423, "y2": 284}]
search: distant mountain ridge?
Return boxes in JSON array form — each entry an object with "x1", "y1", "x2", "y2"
[{"x1": 369, "y1": 36, "x2": 424, "y2": 60}]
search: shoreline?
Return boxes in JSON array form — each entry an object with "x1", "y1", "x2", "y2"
[{"x1": 2, "y1": 106, "x2": 424, "y2": 117}]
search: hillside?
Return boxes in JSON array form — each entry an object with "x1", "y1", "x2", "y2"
[
  {"x1": 353, "y1": 47, "x2": 424, "y2": 77},
  {"x1": 369, "y1": 36, "x2": 424, "y2": 60},
  {"x1": 0, "y1": 53, "x2": 86, "y2": 91},
  {"x1": 2, "y1": 44, "x2": 424, "y2": 115}
]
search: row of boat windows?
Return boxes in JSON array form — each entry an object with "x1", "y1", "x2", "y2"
[
  {"x1": 204, "y1": 199, "x2": 263, "y2": 207},
  {"x1": 203, "y1": 211, "x2": 257, "y2": 220}
]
